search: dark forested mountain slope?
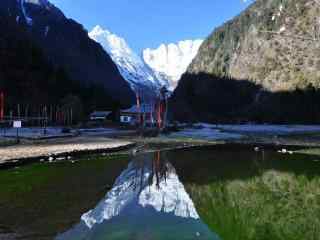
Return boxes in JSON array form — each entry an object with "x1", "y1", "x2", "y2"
[
  {"x1": 171, "y1": 0, "x2": 320, "y2": 123},
  {"x1": 0, "y1": 0, "x2": 135, "y2": 116}
]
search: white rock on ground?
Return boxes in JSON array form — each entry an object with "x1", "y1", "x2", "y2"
[{"x1": 0, "y1": 137, "x2": 132, "y2": 162}]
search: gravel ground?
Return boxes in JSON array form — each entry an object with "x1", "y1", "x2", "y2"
[{"x1": 0, "y1": 137, "x2": 133, "y2": 163}]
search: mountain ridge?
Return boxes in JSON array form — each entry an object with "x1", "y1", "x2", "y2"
[
  {"x1": 0, "y1": 0, "x2": 135, "y2": 115},
  {"x1": 89, "y1": 25, "x2": 202, "y2": 94},
  {"x1": 187, "y1": 0, "x2": 320, "y2": 91},
  {"x1": 171, "y1": 0, "x2": 320, "y2": 123}
]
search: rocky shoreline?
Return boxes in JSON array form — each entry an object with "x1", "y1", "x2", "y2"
[
  {"x1": 0, "y1": 137, "x2": 135, "y2": 169},
  {"x1": 2, "y1": 124, "x2": 320, "y2": 169}
]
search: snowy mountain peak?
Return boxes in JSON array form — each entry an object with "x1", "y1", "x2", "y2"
[
  {"x1": 90, "y1": 25, "x2": 106, "y2": 36},
  {"x1": 89, "y1": 25, "x2": 202, "y2": 92},
  {"x1": 143, "y1": 39, "x2": 203, "y2": 90},
  {"x1": 89, "y1": 25, "x2": 134, "y2": 58},
  {"x1": 89, "y1": 25, "x2": 169, "y2": 96}
]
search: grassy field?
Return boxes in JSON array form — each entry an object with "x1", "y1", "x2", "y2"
[{"x1": 187, "y1": 170, "x2": 320, "y2": 240}]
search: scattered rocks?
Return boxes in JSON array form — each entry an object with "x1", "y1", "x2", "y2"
[
  {"x1": 0, "y1": 137, "x2": 133, "y2": 164},
  {"x1": 278, "y1": 148, "x2": 294, "y2": 154}
]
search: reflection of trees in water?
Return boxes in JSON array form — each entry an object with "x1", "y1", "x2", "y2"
[
  {"x1": 179, "y1": 150, "x2": 320, "y2": 240},
  {"x1": 152, "y1": 151, "x2": 169, "y2": 189},
  {"x1": 132, "y1": 151, "x2": 172, "y2": 192},
  {"x1": 188, "y1": 169, "x2": 320, "y2": 240}
]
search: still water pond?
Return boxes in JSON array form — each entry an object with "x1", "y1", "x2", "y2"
[{"x1": 1, "y1": 147, "x2": 320, "y2": 240}]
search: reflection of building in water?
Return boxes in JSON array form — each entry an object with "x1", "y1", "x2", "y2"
[{"x1": 81, "y1": 151, "x2": 199, "y2": 229}]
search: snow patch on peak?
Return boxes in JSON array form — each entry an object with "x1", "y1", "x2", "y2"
[
  {"x1": 19, "y1": 0, "x2": 53, "y2": 25},
  {"x1": 24, "y1": 0, "x2": 50, "y2": 6},
  {"x1": 143, "y1": 39, "x2": 203, "y2": 90},
  {"x1": 93, "y1": 27, "x2": 134, "y2": 60},
  {"x1": 89, "y1": 25, "x2": 169, "y2": 94},
  {"x1": 90, "y1": 25, "x2": 105, "y2": 36},
  {"x1": 20, "y1": 0, "x2": 33, "y2": 25}
]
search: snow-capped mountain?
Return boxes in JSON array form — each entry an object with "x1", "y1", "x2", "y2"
[
  {"x1": 143, "y1": 40, "x2": 203, "y2": 90},
  {"x1": 89, "y1": 26, "x2": 169, "y2": 97},
  {"x1": 89, "y1": 25, "x2": 202, "y2": 93}
]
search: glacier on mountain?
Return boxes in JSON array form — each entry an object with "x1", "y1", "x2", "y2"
[
  {"x1": 89, "y1": 26, "x2": 169, "y2": 95},
  {"x1": 143, "y1": 40, "x2": 203, "y2": 90}
]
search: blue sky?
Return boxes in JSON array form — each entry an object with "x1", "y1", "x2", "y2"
[{"x1": 50, "y1": 0, "x2": 251, "y2": 53}]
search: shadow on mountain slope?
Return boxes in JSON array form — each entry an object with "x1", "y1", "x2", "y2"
[{"x1": 170, "y1": 72, "x2": 320, "y2": 124}]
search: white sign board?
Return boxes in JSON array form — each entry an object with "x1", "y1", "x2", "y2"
[{"x1": 13, "y1": 121, "x2": 22, "y2": 128}]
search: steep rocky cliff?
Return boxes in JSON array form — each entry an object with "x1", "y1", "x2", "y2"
[{"x1": 171, "y1": 0, "x2": 320, "y2": 123}]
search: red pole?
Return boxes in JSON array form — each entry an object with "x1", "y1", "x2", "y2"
[
  {"x1": 0, "y1": 92, "x2": 4, "y2": 120},
  {"x1": 157, "y1": 101, "x2": 162, "y2": 129},
  {"x1": 137, "y1": 93, "x2": 140, "y2": 125}
]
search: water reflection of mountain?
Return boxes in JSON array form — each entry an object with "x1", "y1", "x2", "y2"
[{"x1": 56, "y1": 152, "x2": 219, "y2": 240}]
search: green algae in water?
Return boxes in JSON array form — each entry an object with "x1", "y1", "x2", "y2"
[
  {"x1": 1, "y1": 148, "x2": 320, "y2": 240},
  {"x1": 0, "y1": 154, "x2": 130, "y2": 239}
]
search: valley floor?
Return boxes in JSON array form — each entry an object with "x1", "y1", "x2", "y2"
[
  {"x1": 2, "y1": 124, "x2": 320, "y2": 168},
  {"x1": 169, "y1": 123, "x2": 320, "y2": 146}
]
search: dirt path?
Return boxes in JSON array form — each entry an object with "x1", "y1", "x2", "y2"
[{"x1": 0, "y1": 136, "x2": 133, "y2": 164}]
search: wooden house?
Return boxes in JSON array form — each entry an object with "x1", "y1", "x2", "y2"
[
  {"x1": 120, "y1": 104, "x2": 155, "y2": 126},
  {"x1": 89, "y1": 111, "x2": 112, "y2": 121}
]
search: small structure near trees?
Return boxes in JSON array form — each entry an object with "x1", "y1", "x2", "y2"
[
  {"x1": 120, "y1": 87, "x2": 170, "y2": 130},
  {"x1": 120, "y1": 104, "x2": 154, "y2": 126},
  {"x1": 89, "y1": 111, "x2": 112, "y2": 121}
]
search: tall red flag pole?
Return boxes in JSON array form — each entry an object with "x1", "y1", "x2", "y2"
[
  {"x1": 136, "y1": 92, "x2": 143, "y2": 126},
  {"x1": 0, "y1": 92, "x2": 4, "y2": 121}
]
